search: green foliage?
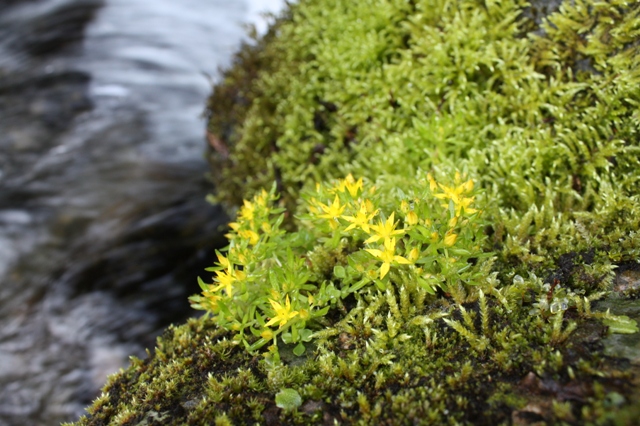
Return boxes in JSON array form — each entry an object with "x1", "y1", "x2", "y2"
[
  {"x1": 71, "y1": 279, "x2": 640, "y2": 425},
  {"x1": 70, "y1": 0, "x2": 640, "y2": 424},
  {"x1": 207, "y1": 0, "x2": 640, "y2": 268},
  {"x1": 275, "y1": 388, "x2": 303, "y2": 410},
  {"x1": 190, "y1": 172, "x2": 489, "y2": 354}
]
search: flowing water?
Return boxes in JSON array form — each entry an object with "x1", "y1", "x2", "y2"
[{"x1": 0, "y1": 1, "x2": 284, "y2": 424}]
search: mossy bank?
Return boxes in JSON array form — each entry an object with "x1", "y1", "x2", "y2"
[{"x1": 69, "y1": 0, "x2": 640, "y2": 424}]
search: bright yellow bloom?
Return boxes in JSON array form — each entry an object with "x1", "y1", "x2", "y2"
[
  {"x1": 365, "y1": 237, "x2": 411, "y2": 279},
  {"x1": 433, "y1": 177, "x2": 477, "y2": 216},
  {"x1": 317, "y1": 195, "x2": 346, "y2": 229},
  {"x1": 448, "y1": 216, "x2": 458, "y2": 228},
  {"x1": 427, "y1": 173, "x2": 438, "y2": 191},
  {"x1": 365, "y1": 212, "x2": 404, "y2": 244},
  {"x1": 342, "y1": 201, "x2": 378, "y2": 233},
  {"x1": 364, "y1": 199, "x2": 376, "y2": 214},
  {"x1": 334, "y1": 174, "x2": 363, "y2": 197},
  {"x1": 444, "y1": 232, "x2": 458, "y2": 247},
  {"x1": 239, "y1": 199, "x2": 256, "y2": 222},
  {"x1": 213, "y1": 267, "x2": 246, "y2": 296},
  {"x1": 406, "y1": 211, "x2": 419, "y2": 226},
  {"x1": 265, "y1": 295, "x2": 299, "y2": 328},
  {"x1": 216, "y1": 252, "x2": 231, "y2": 269},
  {"x1": 239, "y1": 229, "x2": 260, "y2": 245},
  {"x1": 408, "y1": 247, "x2": 420, "y2": 262},
  {"x1": 202, "y1": 290, "x2": 221, "y2": 310},
  {"x1": 228, "y1": 244, "x2": 251, "y2": 265},
  {"x1": 254, "y1": 189, "x2": 269, "y2": 207},
  {"x1": 344, "y1": 174, "x2": 363, "y2": 197}
]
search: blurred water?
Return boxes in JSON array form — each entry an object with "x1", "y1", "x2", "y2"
[{"x1": 0, "y1": 0, "x2": 285, "y2": 424}]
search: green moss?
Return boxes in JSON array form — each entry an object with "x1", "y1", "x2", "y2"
[
  {"x1": 69, "y1": 0, "x2": 640, "y2": 424},
  {"x1": 70, "y1": 280, "x2": 640, "y2": 425}
]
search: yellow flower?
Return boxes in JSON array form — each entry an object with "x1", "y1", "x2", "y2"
[
  {"x1": 261, "y1": 329, "x2": 274, "y2": 340},
  {"x1": 365, "y1": 237, "x2": 411, "y2": 279},
  {"x1": 427, "y1": 173, "x2": 438, "y2": 191},
  {"x1": 444, "y1": 232, "x2": 458, "y2": 247},
  {"x1": 216, "y1": 252, "x2": 231, "y2": 269},
  {"x1": 365, "y1": 212, "x2": 404, "y2": 244},
  {"x1": 265, "y1": 295, "x2": 299, "y2": 328},
  {"x1": 261, "y1": 221, "x2": 272, "y2": 234},
  {"x1": 448, "y1": 216, "x2": 458, "y2": 228},
  {"x1": 334, "y1": 174, "x2": 363, "y2": 197},
  {"x1": 342, "y1": 201, "x2": 378, "y2": 233},
  {"x1": 408, "y1": 247, "x2": 420, "y2": 262},
  {"x1": 317, "y1": 195, "x2": 346, "y2": 229},
  {"x1": 433, "y1": 177, "x2": 477, "y2": 216},
  {"x1": 298, "y1": 308, "x2": 310, "y2": 320},
  {"x1": 254, "y1": 189, "x2": 269, "y2": 207},
  {"x1": 344, "y1": 174, "x2": 363, "y2": 197},
  {"x1": 406, "y1": 211, "x2": 419, "y2": 226},
  {"x1": 239, "y1": 229, "x2": 260, "y2": 245},
  {"x1": 364, "y1": 199, "x2": 376, "y2": 214},
  {"x1": 202, "y1": 290, "x2": 221, "y2": 310},
  {"x1": 239, "y1": 199, "x2": 256, "y2": 222},
  {"x1": 213, "y1": 267, "x2": 246, "y2": 296}
]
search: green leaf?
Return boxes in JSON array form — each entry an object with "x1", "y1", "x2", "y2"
[
  {"x1": 348, "y1": 278, "x2": 370, "y2": 293},
  {"x1": 602, "y1": 315, "x2": 639, "y2": 334},
  {"x1": 275, "y1": 388, "x2": 302, "y2": 410},
  {"x1": 281, "y1": 332, "x2": 293, "y2": 344},
  {"x1": 197, "y1": 276, "x2": 209, "y2": 291},
  {"x1": 312, "y1": 306, "x2": 330, "y2": 318},
  {"x1": 333, "y1": 265, "x2": 346, "y2": 278},
  {"x1": 293, "y1": 342, "x2": 306, "y2": 356},
  {"x1": 247, "y1": 338, "x2": 270, "y2": 352},
  {"x1": 299, "y1": 328, "x2": 314, "y2": 342}
]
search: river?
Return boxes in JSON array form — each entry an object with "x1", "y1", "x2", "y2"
[{"x1": 0, "y1": 1, "x2": 284, "y2": 424}]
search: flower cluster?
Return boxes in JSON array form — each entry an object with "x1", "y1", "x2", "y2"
[
  {"x1": 191, "y1": 172, "x2": 489, "y2": 357},
  {"x1": 304, "y1": 171, "x2": 488, "y2": 294}
]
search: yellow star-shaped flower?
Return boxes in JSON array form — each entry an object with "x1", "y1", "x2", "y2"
[
  {"x1": 265, "y1": 295, "x2": 299, "y2": 328},
  {"x1": 365, "y1": 237, "x2": 411, "y2": 279},
  {"x1": 364, "y1": 212, "x2": 404, "y2": 244},
  {"x1": 433, "y1": 177, "x2": 477, "y2": 216},
  {"x1": 343, "y1": 174, "x2": 363, "y2": 197},
  {"x1": 342, "y1": 201, "x2": 378, "y2": 233},
  {"x1": 213, "y1": 267, "x2": 246, "y2": 297},
  {"x1": 239, "y1": 199, "x2": 256, "y2": 222},
  {"x1": 333, "y1": 174, "x2": 363, "y2": 197},
  {"x1": 317, "y1": 195, "x2": 346, "y2": 229},
  {"x1": 238, "y1": 229, "x2": 260, "y2": 245}
]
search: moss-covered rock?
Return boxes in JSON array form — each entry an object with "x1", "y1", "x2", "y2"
[{"x1": 70, "y1": 0, "x2": 640, "y2": 424}]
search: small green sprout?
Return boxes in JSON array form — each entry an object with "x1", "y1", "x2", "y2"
[{"x1": 275, "y1": 388, "x2": 302, "y2": 410}]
